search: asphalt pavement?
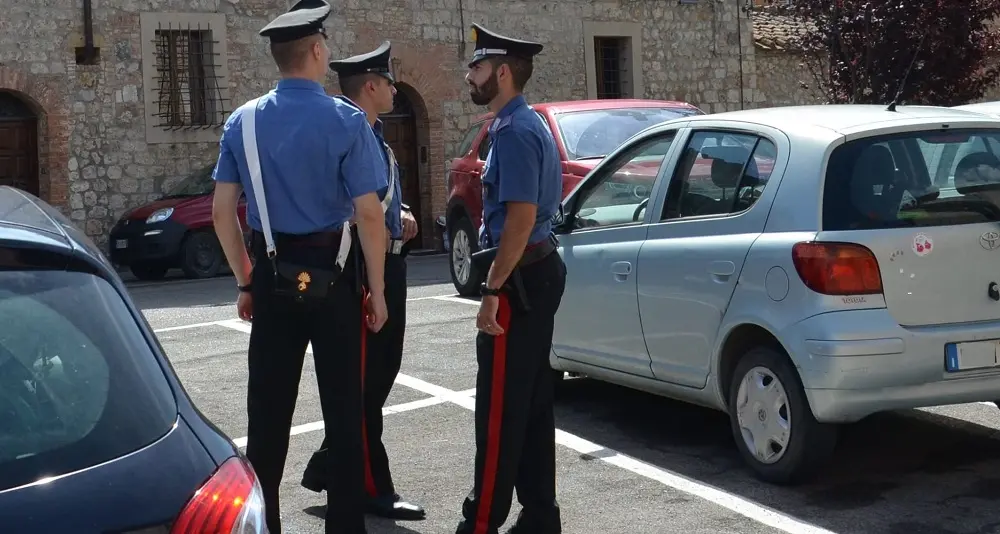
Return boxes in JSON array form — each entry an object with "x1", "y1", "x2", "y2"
[{"x1": 128, "y1": 255, "x2": 1000, "y2": 534}]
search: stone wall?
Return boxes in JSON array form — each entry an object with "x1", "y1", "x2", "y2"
[
  {"x1": 0, "y1": 0, "x2": 755, "y2": 250},
  {"x1": 754, "y1": 49, "x2": 825, "y2": 106}
]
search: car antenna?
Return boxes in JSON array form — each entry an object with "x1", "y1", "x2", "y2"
[{"x1": 886, "y1": 32, "x2": 927, "y2": 112}]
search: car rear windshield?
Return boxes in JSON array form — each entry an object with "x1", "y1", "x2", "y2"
[
  {"x1": 0, "y1": 268, "x2": 177, "y2": 492},
  {"x1": 823, "y1": 129, "x2": 1000, "y2": 230},
  {"x1": 556, "y1": 107, "x2": 701, "y2": 160}
]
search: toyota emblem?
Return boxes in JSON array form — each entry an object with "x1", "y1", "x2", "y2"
[{"x1": 982, "y1": 230, "x2": 1000, "y2": 250}]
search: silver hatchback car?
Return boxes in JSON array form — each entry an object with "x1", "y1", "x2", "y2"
[{"x1": 548, "y1": 104, "x2": 1000, "y2": 485}]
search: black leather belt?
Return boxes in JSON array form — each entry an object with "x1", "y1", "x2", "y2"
[
  {"x1": 519, "y1": 234, "x2": 557, "y2": 267},
  {"x1": 251, "y1": 229, "x2": 342, "y2": 249}
]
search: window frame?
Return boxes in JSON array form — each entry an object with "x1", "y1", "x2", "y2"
[
  {"x1": 140, "y1": 12, "x2": 231, "y2": 144},
  {"x1": 562, "y1": 127, "x2": 683, "y2": 233},
  {"x1": 658, "y1": 127, "x2": 780, "y2": 223}
]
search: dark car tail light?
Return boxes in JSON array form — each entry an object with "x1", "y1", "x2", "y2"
[
  {"x1": 791, "y1": 242, "x2": 883, "y2": 296},
  {"x1": 170, "y1": 456, "x2": 267, "y2": 534}
]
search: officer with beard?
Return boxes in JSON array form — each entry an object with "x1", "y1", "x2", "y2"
[{"x1": 454, "y1": 23, "x2": 567, "y2": 534}]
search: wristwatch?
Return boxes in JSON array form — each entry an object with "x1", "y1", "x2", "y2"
[
  {"x1": 480, "y1": 283, "x2": 500, "y2": 297},
  {"x1": 238, "y1": 282, "x2": 252, "y2": 293}
]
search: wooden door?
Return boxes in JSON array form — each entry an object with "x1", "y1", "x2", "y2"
[
  {"x1": 381, "y1": 101, "x2": 422, "y2": 248},
  {"x1": 0, "y1": 120, "x2": 38, "y2": 196},
  {"x1": 0, "y1": 92, "x2": 39, "y2": 197}
]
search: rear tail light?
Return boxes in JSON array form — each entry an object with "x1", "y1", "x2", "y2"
[
  {"x1": 791, "y1": 241, "x2": 883, "y2": 296},
  {"x1": 171, "y1": 455, "x2": 268, "y2": 534}
]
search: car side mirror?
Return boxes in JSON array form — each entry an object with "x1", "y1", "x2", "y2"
[{"x1": 552, "y1": 203, "x2": 570, "y2": 234}]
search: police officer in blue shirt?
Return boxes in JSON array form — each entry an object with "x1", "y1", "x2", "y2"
[
  {"x1": 211, "y1": 1, "x2": 390, "y2": 532},
  {"x1": 454, "y1": 23, "x2": 567, "y2": 534},
  {"x1": 299, "y1": 40, "x2": 426, "y2": 521}
]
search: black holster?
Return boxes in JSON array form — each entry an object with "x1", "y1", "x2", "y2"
[
  {"x1": 504, "y1": 268, "x2": 532, "y2": 314},
  {"x1": 270, "y1": 257, "x2": 342, "y2": 302},
  {"x1": 252, "y1": 230, "x2": 344, "y2": 303}
]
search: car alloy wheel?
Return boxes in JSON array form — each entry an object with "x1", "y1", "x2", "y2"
[{"x1": 452, "y1": 227, "x2": 472, "y2": 287}]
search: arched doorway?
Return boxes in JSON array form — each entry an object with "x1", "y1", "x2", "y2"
[
  {"x1": 0, "y1": 91, "x2": 39, "y2": 196},
  {"x1": 379, "y1": 88, "x2": 423, "y2": 249}
]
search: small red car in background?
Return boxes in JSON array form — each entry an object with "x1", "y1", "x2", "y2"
[
  {"x1": 108, "y1": 165, "x2": 247, "y2": 281},
  {"x1": 444, "y1": 99, "x2": 703, "y2": 295}
]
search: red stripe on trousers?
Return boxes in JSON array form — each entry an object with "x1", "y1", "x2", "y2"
[
  {"x1": 474, "y1": 294, "x2": 512, "y2": 534},
  {"x1": 361, "y1": 288, "x2": 378, "y2": 497}
]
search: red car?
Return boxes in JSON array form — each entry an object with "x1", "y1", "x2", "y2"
[
  {"x1": 108, "y1": 165, "x2": 248, "y2": 281},
  {"x1": 444, "y1": 99, "x2": 703, "y2": 295}
]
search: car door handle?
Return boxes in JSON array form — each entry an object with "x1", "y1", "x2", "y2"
[
  {"x1": 708, "y1": 261, "x2": 736, "y2": 279},
  {"x1": 611, "y1": 261, "x2": 632, "y2": 281}
]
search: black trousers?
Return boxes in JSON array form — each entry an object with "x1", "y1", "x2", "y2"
[
  {"x1": 305, "y1": 253, "x2": 408, "y2": 498},
  {"x1": 456, "y1": 251, "x2": 567, "y2": 534},
  {"x1": 244, "y1": 233, "x2": 366, "y2": 534}
]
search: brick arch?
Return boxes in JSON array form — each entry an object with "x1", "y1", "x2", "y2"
[
  {"x1": 389, "y1": 44, "x2": 464, "y2": 250},
  {"x1": 0, "y1": 66, "x2": 68, "y2": 209},
  {"x1": 389, "y1": 81, "x2": 433, "y2": 247}
]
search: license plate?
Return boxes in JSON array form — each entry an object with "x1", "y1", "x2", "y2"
[
  {"x1": 945, "y1": 340, "x2": 999, "y2": 372},
  {"x1": 114, "y1": 239, "x2": 127, "y2": 249}
]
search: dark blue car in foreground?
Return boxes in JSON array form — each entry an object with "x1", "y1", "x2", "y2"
[{"x1": 0, "y1": 187, "x2": 266, "y2": 533}]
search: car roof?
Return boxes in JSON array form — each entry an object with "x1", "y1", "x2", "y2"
[
  {"x1": 953, "y1": 101, "x2": 1000, "y2": 115},
  {"x1": 0, "y1": 186, "x2": 114, "y2": 276},
  {"x1": 472, "y1": 99, "x2": 701, "y2": 122},
  {"x1": 671, "y1": 104, "x2": 1000, "y2": 135}
]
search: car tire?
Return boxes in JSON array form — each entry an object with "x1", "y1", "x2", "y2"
[
  {"x1": 728, "y1": 346, "x2": 838, "y2": 485},
  {"x1": 130, "y1": 262, "x2": 168, "y2": 281},
  {"x1": 449, "y1": 216, "x2": 482, "y2": 296},
  {"x1": 180, "y1": 230, "x2": 223, "y2": 279}
]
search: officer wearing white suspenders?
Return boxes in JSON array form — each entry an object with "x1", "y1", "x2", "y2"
[{"x1": 210, "y1": 1, "x2": 390, "y2": 532}]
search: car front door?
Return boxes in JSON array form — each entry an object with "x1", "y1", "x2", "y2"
[
  {"x1": 637, "y1": 125, "x2": 786, "y2": 388},
  {"x1": 553, "y1": 129, "x2": 682, "y2": 378}
]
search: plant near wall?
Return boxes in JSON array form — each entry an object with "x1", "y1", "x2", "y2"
[{"x1": 786, "y1": 0, "x2": 1000, "y2": 105}]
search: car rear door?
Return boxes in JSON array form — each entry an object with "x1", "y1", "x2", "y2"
[
  {"x1": 637, "y1": 124, "x2": 787, "y2": 388},
  {"x1": 818, "y1": 126, "x2": 1000, "y2": 328},
  {"x1": 553, "y1": 128, "x2": 683, "y2": 377}
]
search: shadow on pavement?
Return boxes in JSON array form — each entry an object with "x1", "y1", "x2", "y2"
[
  {"x1": 303, "y1": 506, "x2": 424, "y2": 533},
  {"x1": 553, "y1": 378, "x2": 1000, "y2": 534}
]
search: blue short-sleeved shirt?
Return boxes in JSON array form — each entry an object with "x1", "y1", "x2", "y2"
[
  {"x1": 479, "y1": 95, "x2": 562, "y2": 248},
  {"x1": 212, "y1": 78, "x2": 388, "y2": 235},
  {"x1": 372, "y1": 119, "x2": 404, "y2": 239},
  {"x1": 331, "y1": 96, "x2": 403, "y2": 239}
]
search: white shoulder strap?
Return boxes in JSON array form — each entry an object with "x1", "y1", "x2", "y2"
[
  {"x1": 241, "y1": 97, "x2": 276, "y2": 258},
  {"x1": 381, "y1": 143, "x2": 397, "y2": 213},
  {"x1": 242, "y1": 96, "x2": 352, "y2": 269}
]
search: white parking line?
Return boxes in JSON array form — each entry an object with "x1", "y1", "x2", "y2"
[
  {"x1": 153, "y1": 320, "x2": 230, "y2": 333},
  {"x1": 430, "y1": 295, "x2": 480, "y2": 306},
  {"x1": 210, "y1": 321, "x2": 833, "y2": 534},
  {"x1": 231, "y1": 389, "x2": 477, "y2": 448}
]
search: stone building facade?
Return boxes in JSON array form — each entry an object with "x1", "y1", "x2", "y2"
[{"x1": 0, "y1": 0, "x2": 763, "y2": 252}]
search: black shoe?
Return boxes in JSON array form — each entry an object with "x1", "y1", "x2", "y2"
[
  {"x1": 300, "y1": 469, "x2": 325, "y2": 493},
  {"x1": 365, "y1": 493, "x2": 426, "y2": 521}
]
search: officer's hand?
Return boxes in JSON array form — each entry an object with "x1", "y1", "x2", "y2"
[
  {"x1": 365, "y1": 290, "x2": 388, "y2": 332},
  {"x1": 401, "y1": 211, "x2": 418, "y2": 242},
  {"x1": 237, "y1": 291, "x2": 253, "y2": 322},
  {"x1": 477, "y1": 295, "x2": 504, "y2": 336}
]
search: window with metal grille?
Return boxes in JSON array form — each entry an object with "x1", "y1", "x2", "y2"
[
  {"x1": 151, "y1": 25, "x2": 228, "y2": 130},
  {"x1": 594, "y1": 37, "x2": 632, "y2": 99}
]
